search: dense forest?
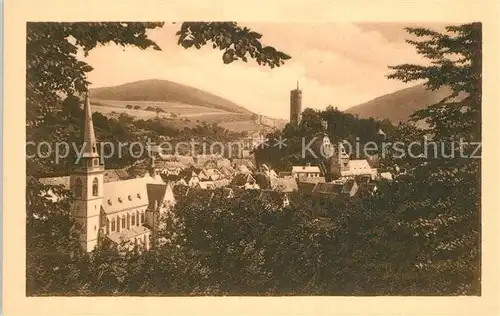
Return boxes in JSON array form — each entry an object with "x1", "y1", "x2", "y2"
[{"x1": 26, "y1": 22, "x2": 481, "y2": 296}]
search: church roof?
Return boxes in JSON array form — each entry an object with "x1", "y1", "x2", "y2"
[
  {"x1": 146, "y1": 183, "x2": 175, "y2": 210},
  {"x1": 102, "y1": 178, "x2": 150, "y2": 215},
  {"x1": 108, "y1": 225, "x2": 150, "y2": 245}
]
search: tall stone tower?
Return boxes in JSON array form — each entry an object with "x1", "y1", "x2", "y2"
[
  {"x1": 290, "y1": 81, "x2": 302, "y2": 125},
  {"x1": 329, "y1": 140, "x2": 350, "y2": 180},
  {"x1": 70, "y1": 93, "x2": 104, "y2": 252}
]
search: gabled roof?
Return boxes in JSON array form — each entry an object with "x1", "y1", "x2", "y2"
[
  {"x1": 254, "y1": 172, "x2": 271, "y2": 189},
  {"x1": 216, "y1": 159, "x2": 232, "y2": 168},
  {"x1": 203, "y1": 168, "x2": 221, "y2": 178},
  {"x1": 297, "y1": 182, "x2": 317, "y2": 193},
  {"x1": 218, "y1": 166, "x2": 235, "y2": 177},
  {"x1": 220, "y1": 186, "x2": 246, "y2": 200},
  {"x1": 354, "y1": 175, "x2": 371, "y2": 184},
  {"x1": 237, "y1": 165, "x2": 252, "y2": 174},
  {"x1": 232, "y1": 158, "x2": 255, "y2": 169},
  {"x1": 213, "y1": 178, "x2": 230, "y2": 188},
  {"x1": 146, "y1": 183, "x2": 175, "y2": 211},
  {"x1": 297, "y1": 175, "x2": 326, "y2": 184},
  {"x1": 108, "y1": 225, "x2": 150, "y2": 244},
  {"x1": 379, "y1": 172, "x2": 393, "y2": 180},
  {"x1": 292, "y1": 165, "x2": 321, "y2": 173},
  {"x1": 102, "y1": 178, "x2": 150, "y2": 215},
  {"x1": 270, "y1": 177, "x2": 298, "y2": 193},
  {"x1": 173, "y1": 185, "x2": 190, "y2": 199},
  {"x1": 312, "y1": 182, "x2": 343, "y2": 195},
  {"x1": 161, "y1": 174, "x2": 181, "y2": 182},
  {"x1": 198, "y1": 181, "x2": 215, "y2": 190},
  {"x1": 143, "y1": 172, "x2": 165, "y2": 185},
  {"x1": 184, "y1": 187, "x2": 215, "y2": 204},
  {"x1": 156, "y1": 161, "x2": 185, "y2": 170},
  {"x1": 341, "y1": 179, "x2": 357, "y2": 194},
  {"x1": 103, "y1": 169, "x2": 131, "y2": 183},
  {"x1": 177, "y1": 155, "x2": 195, "y2": 166},
  {"x1": 231, "y1": 173, "x2": 256, "y2": 186},
  {"x1": 347, "y1": 160, "x2": 372, "y2": 171},
  {"x1": 39, "y1": 176, "x2": 70, "y2": 189},
  {"x1": 179, "y1": 169, "x2": 199, "y2": 181}
]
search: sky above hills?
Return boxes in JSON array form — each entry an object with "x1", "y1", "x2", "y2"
[{"x1": 82, "y1": 22, "x2": 449, "y2": 119}]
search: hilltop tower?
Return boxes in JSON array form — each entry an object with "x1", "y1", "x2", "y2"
[
  {"x1": 69, "y1": 93, "x2": 104, "y2": 252},
  {"x1": 290, "y1": 81, "x2": 302, "y2": 125}
]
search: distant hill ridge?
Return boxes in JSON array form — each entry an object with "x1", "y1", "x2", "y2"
[
  {"x1": 345, "y1": 83, "x2": 466, "y2": 123},
  {"x1": 89, "y1": 79, "x2": 252, "y2": 115}
]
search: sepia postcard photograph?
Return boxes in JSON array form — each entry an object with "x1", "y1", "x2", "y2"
[{"x1": 3, "y1": 1, "x2": 500, "y2": 315}]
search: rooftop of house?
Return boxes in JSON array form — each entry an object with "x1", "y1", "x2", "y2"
[
  {"x1": 270, "y1": 177, "x2": 299, "y2": 193},
  {"x1": 297, "y1": 175, "x2": 326, "y2": 184},
  {"x1": 312, "y1": 182, "x2": 343, "y2": 195},
  {"x1": 292, "y1": 165, "x2": 321, "y2": 173},
  {"x1": 341, "y1": 179, "x2": 358, "y2": 194},
  {"x1": 231, "y1": 173, "x2": 256, "y2": 186},
  {"x1": 347, "y1": 159, "x2": 373, "y2": 171}
]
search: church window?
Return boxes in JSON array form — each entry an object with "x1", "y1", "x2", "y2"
[
  {"x1": 141, "y1": 212, "x2": 145, "y2": 224},
  {"x1": 106, "y1": 219, "x2": 110, "y2": 234},
  {"x1": 127, "y1": 214, "x2": 130, "y2": 229},
  {"x1": 128, "y1": 195, "x2": 132, "y2": 201},
  {"x1": 118, "y1": 197, "x2": 122, "y2": 203},
  {"x1": 122, "y1": 216, "x2": 126, "y2": 228},
  {"x1": 93, "y1": 158, "x2": 98, "y2": 166},
  {"x1": 131, "y1": 214, "x2": 135, "y2": 226},
  {"x1": 74, "y1": 178, "x2": 83, "y2": 197},
  {"x1": 92, "y1": 178, "x2": 99, "y2": 196},
  {"x1": 111, "y1": 219, "x2": 116, "y2": 232},
  {"x1": 137, "y1": 193, "x2": 141, "y2": 199},
  {"x1": 136, "y1": 211, "x2": 139, "y2": 225}
]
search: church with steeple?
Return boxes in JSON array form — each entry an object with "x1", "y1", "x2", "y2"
[{"x1": 68, "y1": 93, "x2": 175, "y2": 252}]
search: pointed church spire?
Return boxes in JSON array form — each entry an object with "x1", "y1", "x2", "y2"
[
  {"x1": 297, "y1": 80, "x2": 299, "y2": 90},
  {"x1": 81, "y1": 92, "x2": 99, "y2": 158}
]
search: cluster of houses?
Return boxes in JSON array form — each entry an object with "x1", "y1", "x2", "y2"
[{"x1": 37, "y1": 95, "x2": 402, "y2": 252}]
